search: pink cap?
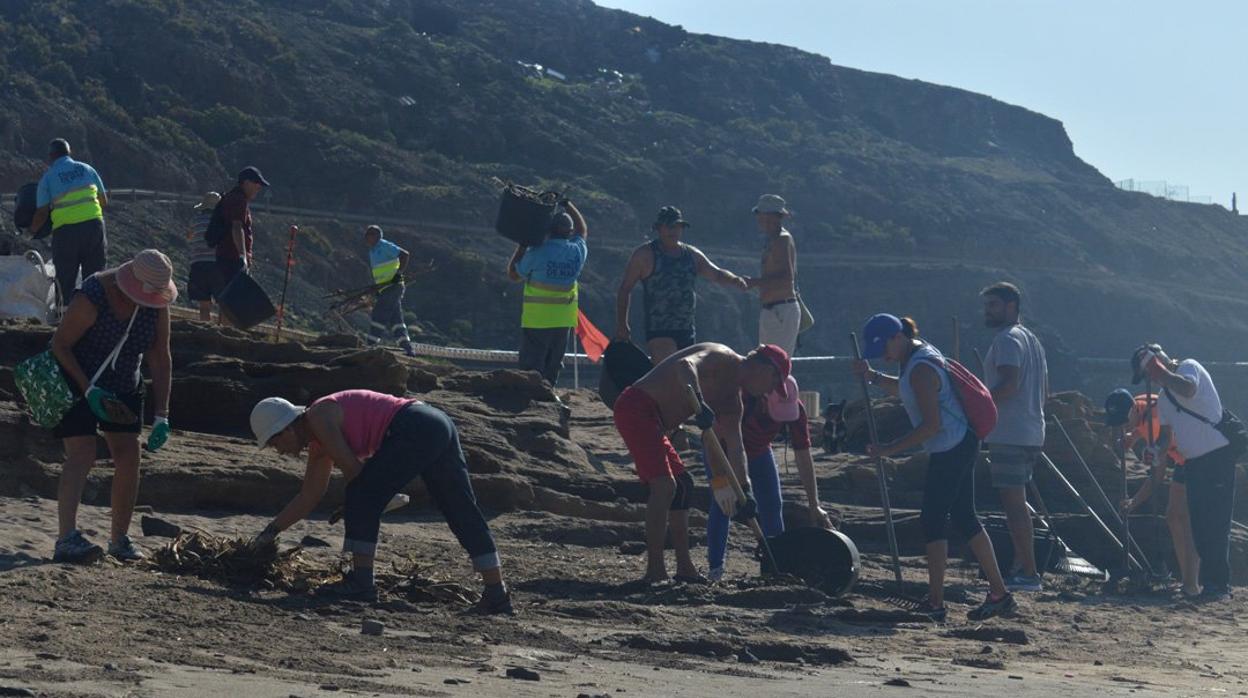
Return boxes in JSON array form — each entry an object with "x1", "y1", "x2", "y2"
[{"x1": 766, "y1": 375, "x2": 801, "y2": 422}]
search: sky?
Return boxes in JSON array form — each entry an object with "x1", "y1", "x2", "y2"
[{"x1": 597, "y1": 0, "x2": 1245, "y2": 211}]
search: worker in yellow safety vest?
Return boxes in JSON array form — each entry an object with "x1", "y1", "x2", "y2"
[
  {"x1": 507, "y1": 201, "x2": 589, "y2": 385},
  {"x1": 31, "y1": 139, "x2": 109, "y2": 303},
  {"x1": 364, "y1": 225, "x2": 415, "y2": 357}
]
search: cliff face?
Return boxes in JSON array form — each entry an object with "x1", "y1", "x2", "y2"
[{"x1": 2, "y1": 0, "x2": 1247, "y2": 386}]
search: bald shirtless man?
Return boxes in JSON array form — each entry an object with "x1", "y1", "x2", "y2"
[
  {"x1": 614, "y1": 206, "x2": 749, "y2": 366},
  {"x1": 613, "y1": 342, "x2": 791, "y2": 583},
  {"x1": 745, "y1": 194, "x2": 799, "y2": 355}
]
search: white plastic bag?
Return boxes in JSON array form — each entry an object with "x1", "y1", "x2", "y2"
[{"x1": 0, "y1": 251, "x2": 55, "y2": 322}]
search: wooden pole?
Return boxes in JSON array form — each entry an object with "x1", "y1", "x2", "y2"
[
  {"x1": 274, "y1": 225, "x2": 298, "y2": 343},
  {"x1": 850, "y1": 332, "x2": 904, "y2": 590}
]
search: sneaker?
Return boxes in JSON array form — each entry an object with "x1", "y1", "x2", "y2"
[
  {"x1": 315, "y1": 575, "x2": 379, "y2": 603},
  {"x1": 1198, "y1": 587, "x2": 1232, "y2": 603},
  {"x1": 1004, "y1": 573, "x2": 1043, "y2": 593},
  {"x1": 53, "y1": 530, "x2": 104, "y2": 565},
  {"x1": 474, "y1": 583, "x2": 514, "y2": 616},
  {"x1": 108, "y1": 535, "x2": 145, "y2": 562},
  {"x1": 967, "y1": 592, "x2": 1018, "y2": 621},
  {"x1": 707, "y1": 567, "x2": 725, "y2": 583}
]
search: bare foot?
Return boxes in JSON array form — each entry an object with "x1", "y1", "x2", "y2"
[{"x1": 642, "y1": 570, "x2": 670, "y2": 585}]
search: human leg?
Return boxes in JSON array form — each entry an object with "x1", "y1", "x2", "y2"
[
  {"x1": 102, "y1": 431, "x2": 142, "y2": 548},
  {"x1": 51, "y1": 223, "x2": 82, "y2": 301},
  {"x1": 57, "y1": 435, "x2": 98, "y2": 540},
  {"x1": 1166, "y1": 480, "x2": 1200, "y2": 594},
  {"x1": 420, "y1": 411, "x2": 503, "y2": 576}
]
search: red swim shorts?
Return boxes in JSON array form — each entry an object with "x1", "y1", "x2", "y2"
[{"x1": 613, "y1": 386, "x2": 685, "y2": 484}]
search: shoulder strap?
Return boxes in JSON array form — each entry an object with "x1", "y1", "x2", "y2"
[
  {"x1": 1162, "y1": 387, "x2": 1217, "y2": 426},
  {"x1": 87, "y1": 307, "x2": 139, "y2": 390}
]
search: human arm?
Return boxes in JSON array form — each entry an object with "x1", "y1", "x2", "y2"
[
  {"x1": 614, "y1": 248, "x2": 647, "y2": 339},
  {"x1": 397, "y1": 247, "x2": 410, "y2": 274},
  {"x1": 850, "y1": 359, "x2": 901, "y2": 397},
  {"x1": 689, "y1": 246, "x2": 747, "y2": 291},
  {"x1": 231, "y1": 221, "x2": 248, "y2": 269},
  {"x1": 507, "y1": 245, "x2": 526, "y2": 282},
  {"x1": 146, "y1": 308, "x2": 172, "y2": 418},
  {"x1": 710, "y1": 396, "x2": 749, "y2": 490},
  {"x1": 303, "y1": 401, "x2": 365, "y2": 483},
  {"x1": 870, "y1": 363, "x2": 942, "y2": 458},
  {"x1": 565, "y1": 200, "x2": 587, "y2": 238},
  {"x1": 1146, "y1": 356, "x2": 1198, "y2": 399},
  {"x1": 90, "y1": 166, "x2": 107, "y2": 208},
  {"x1": 49, "y1": 294, "x2": 100, "y2": 394},
  {"x1": 260, "y1": 451, "x2": 335, "y2": 539},
  {"x1": 990, "y1": 364, "x2": 1021, "y2": 404},
  {"x1": 795, "y1": 448, "x2": 833, "y2": 528}
]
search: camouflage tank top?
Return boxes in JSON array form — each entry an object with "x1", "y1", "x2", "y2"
[{"x1": 642, "y1": 240, "x2": 697, "y2": 332}]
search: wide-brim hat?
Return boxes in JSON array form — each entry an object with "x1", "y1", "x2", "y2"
[
  {"x1": 752, "y1": 193, "x2": 790, "y2": 216},
  {"x1": 116, "y1": 249, "x2": 177, "y2": 308}
]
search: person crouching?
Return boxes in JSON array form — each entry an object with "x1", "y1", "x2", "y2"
[{"x1": 249, "y1": 389, "x2": 511, "y2": 612}]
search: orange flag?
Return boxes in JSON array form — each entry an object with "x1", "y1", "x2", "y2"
[{"x1": 576, "y1": 309, "x2": 609, "y2": 363}]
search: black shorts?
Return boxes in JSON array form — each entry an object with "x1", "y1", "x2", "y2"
[
  {"x1": 52, "y1": 392, "x2": 144, "y2": 439},
  {"x1": 210, "y1": 257, "x2": 245, "y2": 299},
  {"x1": 646, "y1": 329, "x2": 696, "y2": 350},
  {"x1": 187, "y1": 261, "x2": 219, "y2": 302}
]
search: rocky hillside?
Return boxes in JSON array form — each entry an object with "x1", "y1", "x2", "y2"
[{"x1": 2, "y1": 0, "x2": 1246, "y2": 390}]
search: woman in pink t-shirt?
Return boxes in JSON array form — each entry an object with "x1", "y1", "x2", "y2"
[{"x1": 248, "y1": 389, "x2": 510, "y2": 613}]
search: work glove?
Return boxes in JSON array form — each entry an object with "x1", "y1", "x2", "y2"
[
  {"x1": 253, "y1": 522, "x2": 280, "y2": 547},
  {"x1": 694, "y1": 400, "x2": 716, "y2": 431},
  {"x1": 732, "y1": 494, "x2": 758, "y2": 523},
  {"x1": 712, "y1": 481, "x2": 737, "y2": 519},
  {"x1": 146, "y1": 416, "x2": 171, "y2": 453},
  {"x1": 86, "y1": 387, "x2": 137, "y2": 425}
]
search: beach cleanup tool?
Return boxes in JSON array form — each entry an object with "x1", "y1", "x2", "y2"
[
  {"x1": 599, "y1": 340, "x2": 653, "y2": 408},
  {"x1": 329, "y1": 493, "x2": 410, "y2": 525},
  {"x1": 1049, "y1": 416, "x2": 1154, "y2": 575},
  {"x1": 218, "y1": 269, "x2": 277, "y2": 330},
  {"x1": 274, "y1": 225, "x2": 298, "y2": 342},
  {"x1": 851, "y1": 332, "x2": 904, "y2": 591},
  {"x1": 1037, "y1": 451, "x2": 1145, "y2": 574},
  {"x1": 685, "y1": 385, "x2": 780, "y2": 575}
]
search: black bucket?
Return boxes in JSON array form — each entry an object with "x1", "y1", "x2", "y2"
[
  {"x1": 762, "y1": 527, "x2": 861, "y2": 597},
  {"x1": 599, "y1": 341, "x2": 653, "y2": 408},
  {"x1": 218, "y1": 271, "x2": 276, "y2": 330},
  {"x1": 495, "y1": 183, "x2": 558, "y2": 247},
  {"x1": 14, "y1": 182, "x2": 51, "y2": 240}
]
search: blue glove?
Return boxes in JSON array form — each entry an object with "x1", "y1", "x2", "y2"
[
  {"x1": 146, "y1": 416, "x2": 171, "y2": 452},
  {"x1": 86, "y1": 387, "x2": 137, "y2": 425}
]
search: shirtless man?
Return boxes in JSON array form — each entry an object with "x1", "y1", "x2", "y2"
[
  {"x1": 613, "y1": 342, "x2": 791, "y2": 583},
  {"x1": 614, "y1": 206, "x2": 748, "y2": 365},
  {"x1": 745, "y1": 194, "x2": 799, "y2": 355}
]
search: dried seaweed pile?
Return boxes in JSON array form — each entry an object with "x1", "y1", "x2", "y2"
[
  {"x1": 381, "y1": 559, "x2": 479, "y2": 606},
  {"x1": 149, "y1": 531, "x2": 337, "y2": 592}
]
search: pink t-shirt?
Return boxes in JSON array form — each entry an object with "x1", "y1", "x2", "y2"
[{"x1": 311, "y1": 390, "x2": 416, "y2": 459}]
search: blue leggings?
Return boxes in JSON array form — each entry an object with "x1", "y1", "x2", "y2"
[{"x1": 705, "y1": 449, "x2": 785, "y2": 571}]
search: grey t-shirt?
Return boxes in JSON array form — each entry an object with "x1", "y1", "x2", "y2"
[{"x1": 983, "y1": 324, "x2": 1048, "y2": 447}]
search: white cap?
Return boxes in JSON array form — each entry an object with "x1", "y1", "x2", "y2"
[{"x1": 250, "y1": 397, "x2": 306, "y2": 448}]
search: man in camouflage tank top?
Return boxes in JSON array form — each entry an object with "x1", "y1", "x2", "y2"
[{"x1": 614, "y1": 206, "x2": 748, "y2": 365}]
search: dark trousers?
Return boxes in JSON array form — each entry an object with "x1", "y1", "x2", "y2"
[
  {"x1": 369, "y1": 282, "x2": 411, "y2": 345},
  {"x1": 1185, "y1": 445, "x2": 1238, "y2": 591},
  {"x1": 342, "y1": 403, "x2": 499, "y2": 571},
  {"x1": 52, "y1": 218, "x2": 106, "y2": 301},
  {"x1": 519, "y1": 327, "x2": 570, "y2": 385},
  {"x1": 921, "y1": 431, "x2": 983, "y2": 544}
]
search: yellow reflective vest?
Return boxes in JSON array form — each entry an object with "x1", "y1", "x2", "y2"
[
  {"x1": 371, "y1": 256, "x2": 401, "y2": 285},
  {"x1": 521, "y1": 279, "x2": 578, "y2": 329},
  {"x1": 51, "y1": 184, "x2": 104, "y2": 230}
]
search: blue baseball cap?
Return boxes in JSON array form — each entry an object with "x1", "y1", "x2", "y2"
[{"x1": 861, "y1": 313, "x2": 904, "y2": 360}]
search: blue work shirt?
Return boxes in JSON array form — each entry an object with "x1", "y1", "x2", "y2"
[
  {"x1": 516, "y1": 235, "x2": 587, "y2": 286},
  {"x1": 36, "y1": 156, "x2": 107, "y2": 208},
  {"x1": 369, "y1": 239, "x2": 405, "y2": 284}
]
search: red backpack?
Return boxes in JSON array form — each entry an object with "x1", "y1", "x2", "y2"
[{"x1": 917, "y1": 355, "x2": 999, "y2": 440}]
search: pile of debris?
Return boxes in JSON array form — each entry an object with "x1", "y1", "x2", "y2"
[{"x1": 149, "y1": 531, "x2": 337, "y2": 592}]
